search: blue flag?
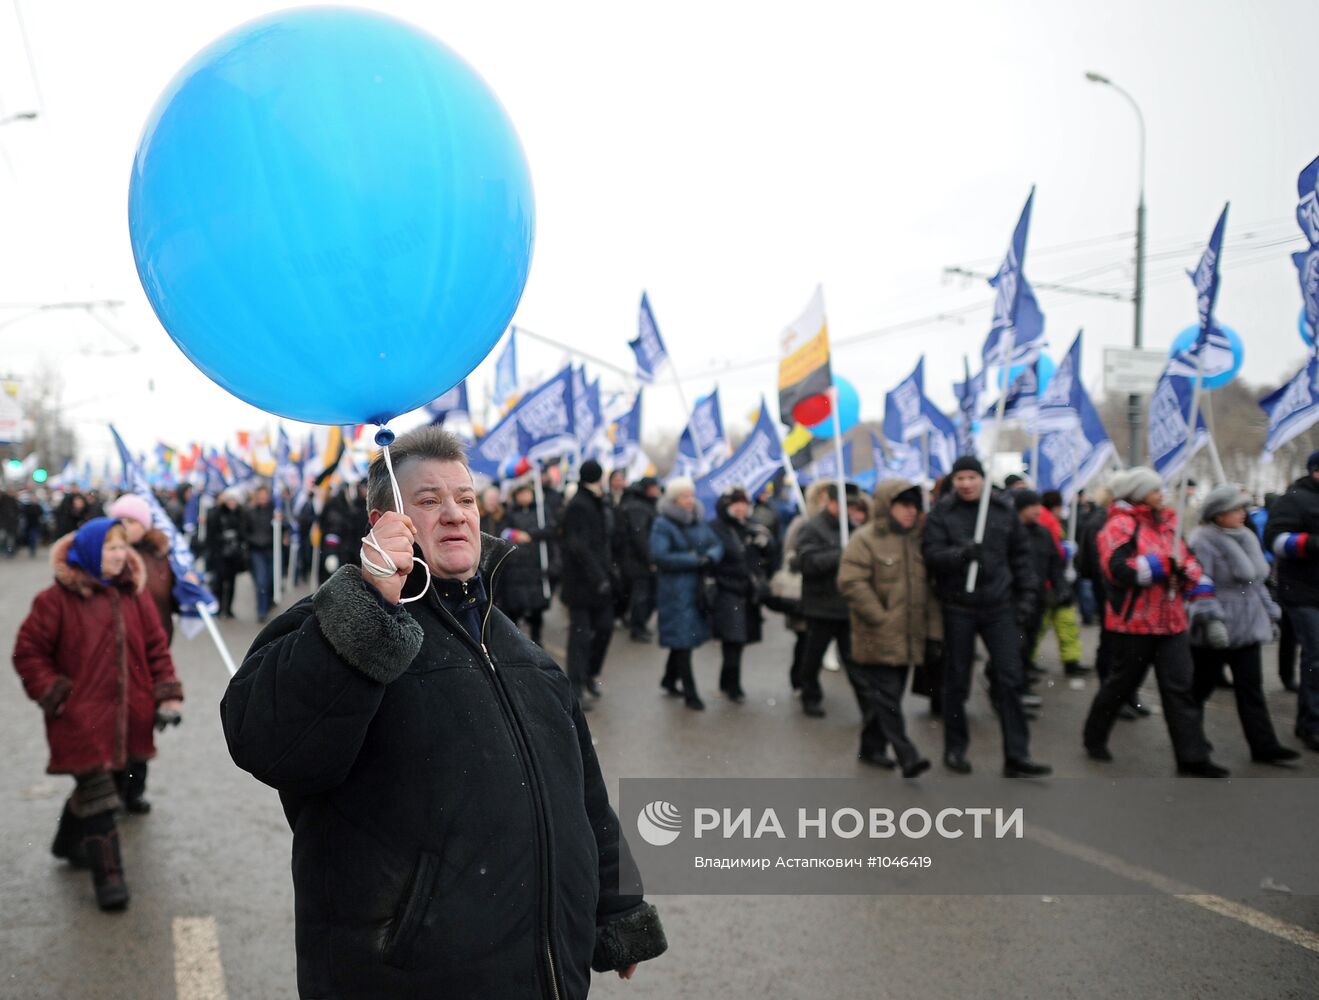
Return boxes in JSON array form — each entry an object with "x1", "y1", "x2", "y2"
[
  {"x1": 693, "y1": 401, "x2": 783, "y2": 513},
  {"x1": 920, "y1": 398, "x2": 959, "y2": 478},
  {"x1": 982, "y1": 188, "x2": 1041, "y2": 369},
  {"x1": 1148, "y1": 367, "x2": 1211, "y2": 482},
  {"x1": 495, "y1": 330, "x2": 518, "y2": 407},
  {"x1": 630, "y1": 293, "x2": 669, "y2": 384},
  {"x1": 798, "y1": 441, "x2": 854, "y2": 486},
  {"x1": 984, "y1": 363, "x2": 1039, "y2": 422},
  {"x1": 954, "y1": 358, "x2": 984, "y2": 457},
  {"x1": 225, "y1": 446, "x2": 257, "y2": 486},
  {"x1": 425, "y1": 380, "x2": 470, "y2": 425},
  {"x1": 201, "y1": 451, "x2": 229, "y2": 498},
  {"x1": 884, "y1": 358, "x2": 929, "y2": 444},
  {"x1": 509, "y1": 365, "x2": 577, "y2": 463},
  {"x1": 1260, "y1": 356, "x2": 1319, "y2": 458},
  {"x1": 469, "y1": 408, "x2": 523, "y2": 481},
  {"x1": 1293, "y1": 158, "x2": 1319, "y2": 341},
  {"x1": 1034, "y1": 337, "x2": 1114, "y2": 501},
  {"x1": 672, "y1": 388, "x2": 727, "y2": 479},
  {"x1": 273, "y1": 425, "x2": 300, "y2": 514},
  {"x1": 111, "y1": 426, "x2": 218, "y2": 639},
  {"x1": 612, "y1": 390, "x2": 643, "y2": 468},
  {"x1": 876, "y1": 433, "x2": 925, "y2": 482},
  {"x1": 571, "y1": 367, "x2": 605, "y2": 454}
]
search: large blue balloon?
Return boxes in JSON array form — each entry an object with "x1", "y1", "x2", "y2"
[
  {"x1": 129, "y1": 9, "x2": 535, "y2": 426},
  {"x1": 808, "y1": 377, "x2": 860, "y2": 440},
  {"x1": 1168, "y1": 323, "x2": 1243, "y2": 390}
]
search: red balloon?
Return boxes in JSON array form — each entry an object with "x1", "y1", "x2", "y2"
[{"x1": 792, "y1": 393, "x2": 832, "y2": 427}]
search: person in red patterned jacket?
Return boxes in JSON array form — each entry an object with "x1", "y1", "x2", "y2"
[
  {"x1": 11, "y1": 518, "x2": 184, "y2": 911},
  {"x1": 1082, "y1": 467, "x2": 1229, "y2": 777}
]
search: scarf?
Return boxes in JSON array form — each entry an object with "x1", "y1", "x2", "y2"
[{"x1": 1208, "y1": 524, "x2": 1270, "y2": 584}]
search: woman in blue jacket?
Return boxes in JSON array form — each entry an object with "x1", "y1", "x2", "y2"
[{"x1": 650, "y1": 478, "x2": 723, "y2": 709}]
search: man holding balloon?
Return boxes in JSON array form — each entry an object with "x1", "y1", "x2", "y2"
[{"x1": 221, "y1": 426, "x2": 667, "y2": 997}]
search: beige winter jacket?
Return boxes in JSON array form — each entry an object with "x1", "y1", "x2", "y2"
[{"x1": 837, "y1": 478, "x2": 940, "y2": 666}]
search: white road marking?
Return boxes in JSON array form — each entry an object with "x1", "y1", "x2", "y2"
[
  {"x1": 1027, "y1": 825, "x2": 1319, "y2": 956},
  {"x1": 173, "y1": 916, "x2": 228, "y2": 1000}
]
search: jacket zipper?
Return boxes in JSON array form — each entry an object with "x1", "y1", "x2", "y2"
[{"x1": 431, "y1": 546, "x2": 561, "y2": 1000}]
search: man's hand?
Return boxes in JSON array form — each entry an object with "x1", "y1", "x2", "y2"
[
  {"x1": 618, "y1": 964, "x2": 638, "y2": 980},
  {"x1": 361, "y1": 512, "x2": 417, "y2": 605}
]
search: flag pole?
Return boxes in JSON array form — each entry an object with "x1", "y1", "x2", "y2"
[
  {"x1": 829, "y1": 384, "x2": 849, "y2": 548},
  {"x1": 1175, "y1": 350, "x2": 1209, "y2": 547},
  {"x1": 531, "y1": 459, "x2": 552, "y2": 603},
  {"x1": 272, "y1": 509, "x2": 283, "y2": 604},
  {"x1": 1201, "y1": 393, "x2": 1228, "y2": 482},
  {"x1": 1030, "y1": 428, "x2": 1040, "y2": 488},
  {"x1": 197, "y1": 605, "x2": 239, "y2": 676},
  {"x1": 670, "y1": 367, "x2": 706, "y2": 471},
  {"x1": 920, "y1": 432, "x2": 930, "y2": 486},
  {"x1": 968, "y1": 344, "x2": 1014, "y2": 592}
]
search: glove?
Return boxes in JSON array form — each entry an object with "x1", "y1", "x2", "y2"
[
  {"x1": 697, "y1": 555, "x2": 714, "y2": 570},
  {"x1": 1191, "y1": 615, "x2": 1229, "y2": 650},
  {"x1": 154, "y1": 706, "x2": 183, "y2": 731},
  {"x1": 1062, "y1": 541, "x2": 1078, "y2": 561},
  {"x1": 960, "y1": 542, "x2": 983, "y2": 564}
]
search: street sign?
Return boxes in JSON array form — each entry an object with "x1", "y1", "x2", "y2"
[{"x1": 1103, "y1": 348, "x2": 1166, "y2": 394}]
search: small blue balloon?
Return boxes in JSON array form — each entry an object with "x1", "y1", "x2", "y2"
[
  {"x1": 129, "y1": 9, "x2": 535, "y2": 426},
  {"x1": 808, "y1": 377, "x2": 861, "y2": 440},
  {"x1": 1168, "y1": 323, "x2": 1244, "y2": 390},
  {"x1": 1300, "y1": 307, "x2": 1314, "y2": 349},
  {"x1": 999, "y1": 353, "x2": 1055, "y2": 392}
]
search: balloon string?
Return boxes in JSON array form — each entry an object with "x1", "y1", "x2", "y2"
[{"x1": 360, "y1": 442, "x2": 430, "y2": 604}]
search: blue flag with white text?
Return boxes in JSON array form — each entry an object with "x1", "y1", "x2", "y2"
[
  {"x1": 693, "y1": 402, "x2": 783, "y2": 514},
  {"x1": 1148, "y1": 367, "x2": 1211, "y2": 482},
  {"x1": 630, "y1": 293, "x2": 670, "y2": 384},
  {"x1": 111, "y1": 426, "x2": 218, "y2": 639},
  {"x1": 1260, "y1": 356, "x2": 1319, "y2": 458},
  {"x1": 982, "y1": 188, "x2": 1041, "y2": 369}
]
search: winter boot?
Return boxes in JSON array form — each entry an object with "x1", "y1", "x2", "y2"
[
  {"x1": 80, "y1": 811, "x2": 130, "y2": 912},
  {"x1": 114, "y1": 761, "x2": 151, "y2": 815},
  {"x1": 51, "y1": 802, "x2": 88, "y2": 869}
]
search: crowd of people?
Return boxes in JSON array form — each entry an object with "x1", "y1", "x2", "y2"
[{"x1": 8, "y1": 437, "x2": 1319, "y2": 916}]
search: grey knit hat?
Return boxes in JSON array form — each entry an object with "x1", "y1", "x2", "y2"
[
  {"x1": 1200, "y1": 484, "x2": 1251, "y2": 523},
  {"x1": 1108, "y1": 466, "x2": 1163, "y2": 503}
]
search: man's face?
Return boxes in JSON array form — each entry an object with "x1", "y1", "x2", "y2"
[
  {"x1": 890, "y1": 500, "x2": 919, "y2": 530},
  {"x1": 1018, "y1": 504, "x2": 1041, "y2": 526},
  {"x1": 675, "y1": 491, "x2": 697, "y2": 512},
  {"x1": 253, "y1": 487, "x2": 269, "y2": 505},
  {"x1": 847, "y1": 502, "x2": 869, "y2": 527},
  {"x1": 382, "y1": 459, "x2": 481, "y2": 580},
  {"x1": 645, "y1": 484, "x2": 661, "y2": 499},
  {"x1": 952, "y1": 471, "x2": 983, "y2": 502},
  {"x1": 610, "y1": 471, "x2": 626, "y2": 493},
  {"x1": 727, "y1": 499, "x2": 750, "y2": 521}
]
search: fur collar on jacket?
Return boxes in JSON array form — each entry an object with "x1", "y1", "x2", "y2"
[
  {"x1": 50, "y1": 532, "x2": 147, "y2": 599},
  {"x1": 136, "y1": 528, "x2": 172, "y2": 560},
  {"x1": 657, "y1": 496, "x2": 705, "y2": 525}
]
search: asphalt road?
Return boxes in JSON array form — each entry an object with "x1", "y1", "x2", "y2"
[{"x1": 2, "y1": 551, "x2": 1317, "y2": 999}]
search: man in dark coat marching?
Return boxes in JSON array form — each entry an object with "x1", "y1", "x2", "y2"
[
  {"x1": 615, "y1": 477, "x2": 661, "y2": 641},
  {"x1": 220, "y1": 427, "x2": 665, "y2": 999},
  {"x1": 559, "y1": 460, "x2": 617, "y2": 704}
]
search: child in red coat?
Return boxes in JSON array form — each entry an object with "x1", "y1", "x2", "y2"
[{"x1": 11, "y1": 517, "x2": 184, "y2": 911}]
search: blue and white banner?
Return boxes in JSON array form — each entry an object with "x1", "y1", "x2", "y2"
[
  {"x1": 985, "y1": 364, "x2": 1038, "y2": 422},
  {"x1": 883, "y1": 357, "x2": 957, "y2": 478},
  {"x1": 571, "y1": 367, "x2": 605, "y2": 454},
  {"x1": 495, "y1": 329, "x2": 519, "y2": 408},
  {"x1": 111, "y1": 426, "x2": 218, "y2": 639},
  {"x1": 875, "y1": 433, "x2": 925, "y2": 482},
  {"x1": 273, "y1": 425, "x2": 300, "y2": 514},
  {"x1": 982, "y1": 188, "x2": 1042, "y2": 369},
  {"x1": 1189, "y1": 204, "x2": 1228, "y2": 338},
  {"x1": 425, "y1": 380, "x2": 470, "y2": 425},
  {"x1": 693, "y1": 401, "x2": 783, "y2": 513},
  {"x1": 225, "y1": 446, "x2": 258, "y2": 486},
  {"x1": 630, "y1": 292, "x2": 670, "y2": 384},
  {"x1": 672, "y1": 387, "x2": 727, "y2": 479},
  {"x1": 954, "y1": 358, "x2": 984, "y2": 457},
  {"x1": 1037, "y1": 331, "x2": 1083, "y2": 431},
  {"x1": 1148, "y1": 367, "x2": 1211, "y2": 482},
  {"x1": 1034, "y1": 338, "x2": 1113, "y2": 502},
  {"x1": 1259, "y1": 356, "x2": 1319, "y2": 458},
  {"x1": 611, "y1": 390, "x2": 643, "y2": 468},
  {"x1": 797, "y1": 441, "x2": 854, "y2": 486},
  {"x1": 509, "y1": 364, "x2": 576, "y2": 463},
  {"x1": 469, "y1": 408, "x2": 522, "y2": 481},
  {"x1": 1294, "y1": 158, "x2": 1319, "y2": 340},
  {"x1": 201, "y1": 452, "x2": 229, "y2": 498}
]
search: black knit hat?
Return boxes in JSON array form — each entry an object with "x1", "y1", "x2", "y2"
[
  {"x1": 578, "y1": 459, "x2": 603, "y2": 485},
  {"x1": 951, "y1": 455, "x2": 984, "y2": 477},
  {"x1": 1308, "y1": 450, "x2": 1319, "y2": 473},
  {"x1": 1012, "y1": 489, "x2": 1042, "y2": 511}
]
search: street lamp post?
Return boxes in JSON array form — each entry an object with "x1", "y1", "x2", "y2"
[{"x1": 1086, "y1": 71, "x2": 1146, "y2": 467}]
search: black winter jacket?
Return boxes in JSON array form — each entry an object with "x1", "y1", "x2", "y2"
[
  {"x1": 494, "y1": 503, "x2": 552, "y2": 616},
  {"x1": 219, "y1": 538, "x2": 665, "y2": 999},
  {"x1": 1022, "y1": 520, "x2": 1069, "y2": 608},
  {"x1": 559, "y1": 487, "x2": 614, "y2": 609},
  {"x1": 614, "y1": 487, "x2": 657, "y2": 582},
  {"x1": 709, "y1": 510, "x2": 775, "y2": 645},
  {"x1": 1264, "y1": 475, "x2": 1319, "y2": 607},
  {"x1": 922, "y1": 491, "x2": 1037, "y2": 612},
  {"x1": 793, "y1": 510, "x2": 850, "y2": 621}
]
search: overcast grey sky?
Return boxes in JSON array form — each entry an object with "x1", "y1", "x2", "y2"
[{"x1": 2, "y1": 0, "x2": 1316, "y2": 467}]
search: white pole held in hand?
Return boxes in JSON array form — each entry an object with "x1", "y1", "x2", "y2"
[
  {"x1": 197, "y1": 605, "x2": 239, "y2": 676},
  {"x1": 829, "y1": 384, "x2": 849, "y2": 549},
  {"x1": 532, "y1": 460, "x2": 552, "y2": 602},
  {"x1": 968, "y1": 341, "x2": 1014, "y2": 592}
]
